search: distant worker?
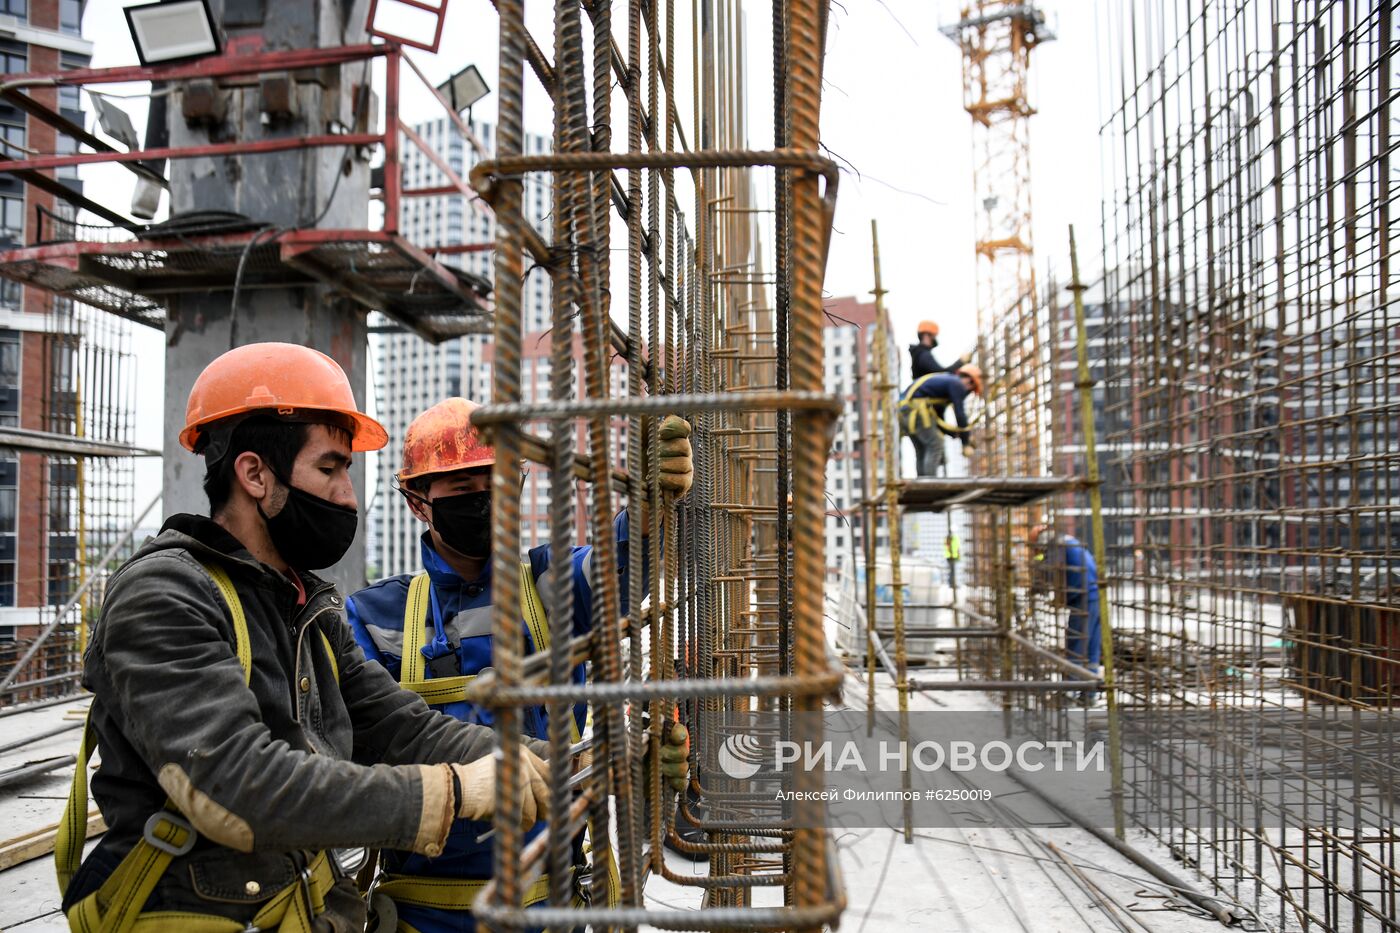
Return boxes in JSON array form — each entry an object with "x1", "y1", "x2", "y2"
[
  {"x1": 908, "y1": 320, "x2": 968, "y2": 381},
  {"x1": 57, "y1": 344, "x2": 554, "y2": 932},
  {"x1": 944, "y1": 530, "x2": 961, "y2": 589},
  {"x1": 347, "y1": 397, "x2": 693, "y2": 931},
  {"x1": 1032, "y1": 527, "x2": 1102, "y2": 704},
  {"x1": 898, "y1": 363, "x2": 984, "y2": 476}
]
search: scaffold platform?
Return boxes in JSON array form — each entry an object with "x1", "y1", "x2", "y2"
[
  {"x1": 896, "y1": 476, "x2": 1084, "y2": 512},
  {"x1": 0, "y1": 228, "x2": 492, "y2": 342}
]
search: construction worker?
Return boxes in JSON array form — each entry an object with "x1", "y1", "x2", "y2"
[
  {"x1": 55, "y1": 344, "x2": 557, "y2": 932},
  {"x1": 898, "y1": 363, "x2": 984, "y2": 477},
  {"x1": 346, "y1": 397, "x2": 693, "y2": 932},
  {"x1": 944, "y1": 530, "x2": 961, "y2": 589},
  {"x1": 1032, "y1": 526, "x2": 1102, "y2": 704},
  {"x1": 908, "y1": 320, "x2": 968, "y2": 381}
]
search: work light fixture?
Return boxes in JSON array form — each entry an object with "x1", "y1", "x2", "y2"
[
  {"x1": 123, "y1": 0, "x2": 221, "y2": 67},
  {"x1": 437, "y1": 64, "x2": 490, "y2": 116}
]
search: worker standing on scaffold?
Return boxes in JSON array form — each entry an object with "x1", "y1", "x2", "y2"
[
  {"x1": 907, "y1": 320, "x2": 968, "y2": 381},
  {"x1": 1032, "y1": 526, "x2": 1103, "y2": 705},
  {"x1": 346, "y1": 397, "x2": 692, "y2": 933},
  {"x1": 898, "y1": 363, "x2": 984, "y2": 477},
  {"x1": 55, "y1": 345, "x2": 556, "y2": 932},
  {"x1": 945, "y1": 530, "x2": 961, "y2": 589}
]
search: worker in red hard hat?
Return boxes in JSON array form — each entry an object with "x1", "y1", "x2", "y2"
[
  {"x1": 899, "y1": 362, "x2": 984, "y2": 476},
  {"x1": 346, "y1": 397, "x2": 694, "y2": 932},
  {"x1": 908, "y1": 319, "x2": 970, "y2": 381},
  {"x1": 58, "y1": 345, "x2": 553, "y2": 932}
]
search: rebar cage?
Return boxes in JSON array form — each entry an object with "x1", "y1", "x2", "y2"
[
  {"x1": 461, "y1": 2, "x2": 847, "y2": 929},
  {"x1": 975, "y1": 2, "x2": 1399, "y2": 930}
]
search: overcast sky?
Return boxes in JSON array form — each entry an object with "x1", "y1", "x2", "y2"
[{"x1": 80, "y1": 0, "x2": 1106, "y2": 512}]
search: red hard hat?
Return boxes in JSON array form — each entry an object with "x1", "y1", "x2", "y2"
[
  {"x1": 398, "y1": 397, "x2": 495, "y2": 484},
  {"x1": 917, "y1": 320, "x2": 940, "y2": 336},
  {"x1": 180, "y1": 343, "x2": 387, "y2": 453}
]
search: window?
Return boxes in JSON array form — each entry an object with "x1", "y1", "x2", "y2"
[
  {"x1": 0, "y1": 121, "x2": 23, "y2": 158},
  {"x1": 0, "y1": 449, "x2": 14, "y2": 607},
  {"x1": 56, "y1": 133, "x2": 78, "y2": 180},
  {"x1": 0, "y1": 50, "x2": 25, "y2": 75},
  {"x1": 0, "y1": 194, "x2": 22, "y2": 242},
  {"x1": 60, "y1": 0, "x2": 80, "y2": 34},
  {"x1": 0, "y1": 331, "x2": 17, "y2": 427},
  {"x1": 0, "y1": 0, "x2": 26, "y2": 19}
]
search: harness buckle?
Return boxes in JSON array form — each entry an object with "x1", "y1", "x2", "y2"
[
  {"x1": 142, "y1": 811, "x2": 197, "y2": 857},
  {"x1": 296, "y1": 862, "x2": 318, "y2": 923}
]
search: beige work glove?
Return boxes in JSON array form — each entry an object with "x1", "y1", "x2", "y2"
[
  {"x1": 646, "y1": 721, "x2": 691, "y2": 793},
  {"x1": 658, "y1": 415, "x2": 693, "y2": 497},
  {"x1": 451, "y1": 747, "x2": 551, "y2": 828}
]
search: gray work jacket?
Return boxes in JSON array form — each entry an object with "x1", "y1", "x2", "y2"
[{"x1": 63, "y1": 514, "x2": 498, "y2": 928}]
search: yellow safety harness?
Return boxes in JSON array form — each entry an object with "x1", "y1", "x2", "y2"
[
  {"x1": 381, "y1": 564, "x2": 621, "y2": 921},
  {"x1": 56, "y1": 561, "x2": 342, "y2": 933},
  {"x1": 900, "y1": 373, "x2": 980, "y2": 435}
]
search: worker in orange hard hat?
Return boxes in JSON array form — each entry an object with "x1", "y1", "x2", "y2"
[
  {"x1": 59, "y1": 345, "x2": 552, "y2": 933},
  {"x1": 908, "y1": 319, "x2": 970, "y2": 381},
  {"x1": 347, "y1": 397, "x2": 694, "y2": 931},
  {"x1": 898, "y1": 362, "x2": 985, "y2": 476}
]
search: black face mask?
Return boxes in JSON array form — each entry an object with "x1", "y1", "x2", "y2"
[
  {"x1": 259, "y1": 477, "x2": 359, "y2": 570},
  {"x1": 426, "y1": 490, "x2": 492, "y2": 559}
]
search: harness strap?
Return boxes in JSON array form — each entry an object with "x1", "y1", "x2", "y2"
[
  {"x1": 397, "y1": 565, "x2": 618, "y2": 908},
  {"x1": 68, "y1": 850, "x2": 337, "y2": 933},
  {"x1": 375, "y1": 873, "x2": 556, "y2": 911},
  {"x1": 59, "y1": 561, "x2": 341, "y2": 933},
  {"x1": 399, "y1": 566, "x2": 580, "y2": 742}
]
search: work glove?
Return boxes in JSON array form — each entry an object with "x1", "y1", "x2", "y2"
[
  {"x1": 647, "y1": 721, "x2": 691, "y2": 793},
  {"x1": 452, "y1": 747, "x2": 551, "y2": 828},
  {"x1": 658, "y1": 415, "x2": 693, "y2": 497}
]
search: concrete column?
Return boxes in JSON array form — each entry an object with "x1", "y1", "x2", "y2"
[{"x1": 161, "y1": 0, "x2": 375, "y2": 592}]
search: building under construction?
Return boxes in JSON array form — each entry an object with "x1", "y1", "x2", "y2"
[{"x1": 0, "y1": 0, "x2": 1394, "y2": 931}]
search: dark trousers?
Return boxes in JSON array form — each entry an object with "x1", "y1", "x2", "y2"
[
  {"x1": 1067, "y1": 599, "x2": 1103, "y2": 668},
  {"x1": 906, "y1": 423, "x2": 946, "y2": 477}
]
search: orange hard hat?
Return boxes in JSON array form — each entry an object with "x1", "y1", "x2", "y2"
[
  {"x1": 917, "y1": 320, "x2": 940, "y2": 336},
  {"x1": 958, "y1": 363, "x2": 984, "y2": 396},
  {"x1": 179, "y1": 343, "x2": 387, "y2": 453},
  {"x1": 398, "y1": 397, "x2": 495, "y2": 484}
]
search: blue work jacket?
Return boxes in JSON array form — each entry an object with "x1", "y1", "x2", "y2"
[
  {"x1": 1059, "y1": 535, "x2": 1099, "y2": 612},
  {"x1": 905, "y1": 372, "x2": 971, "y2": 437},
  {"x1": 346, "y1": 511, "x2": 632, "y2": 929}
]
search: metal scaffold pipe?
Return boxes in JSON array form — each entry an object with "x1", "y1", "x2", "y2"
[
  {"x1": 869, "y1": 219, "x2": 912, "y2": 843},
  {"x1": 1066, "y1": 224, "x2": 1123, "y2": 839}
]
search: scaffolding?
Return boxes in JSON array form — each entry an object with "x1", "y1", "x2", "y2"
[
  {"x1": 0, "y1": 297, "x2": 138, "y2": 704},
  {"x1": 966, "y1": 1, "x2": 1400, "y2": 929}
]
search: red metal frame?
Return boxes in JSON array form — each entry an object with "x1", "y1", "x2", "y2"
[
  {"x1": 0, "y1": 40, "x2": 495, "y2": 257},
  {"x1": 0, "y1": 40, "x2": 497, "y2": 288},
  {"x1": 366, "y1": 0, "x2": 449, "y2": 54}
]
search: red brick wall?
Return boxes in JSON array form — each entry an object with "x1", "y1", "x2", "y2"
[{"x1": 12, "y1": 7, "x2": 62, "y2": 612}]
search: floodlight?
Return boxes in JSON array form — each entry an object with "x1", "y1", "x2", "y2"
[
  {"x1": 89, "y1": 95, "x2": 140, "y2": 150},
  {"x1": 437, "y1": 65, "x2": 490, "y2": 115},
  {"x1": 123, "y1": 0, "x2": 221, "y2": 67}
]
